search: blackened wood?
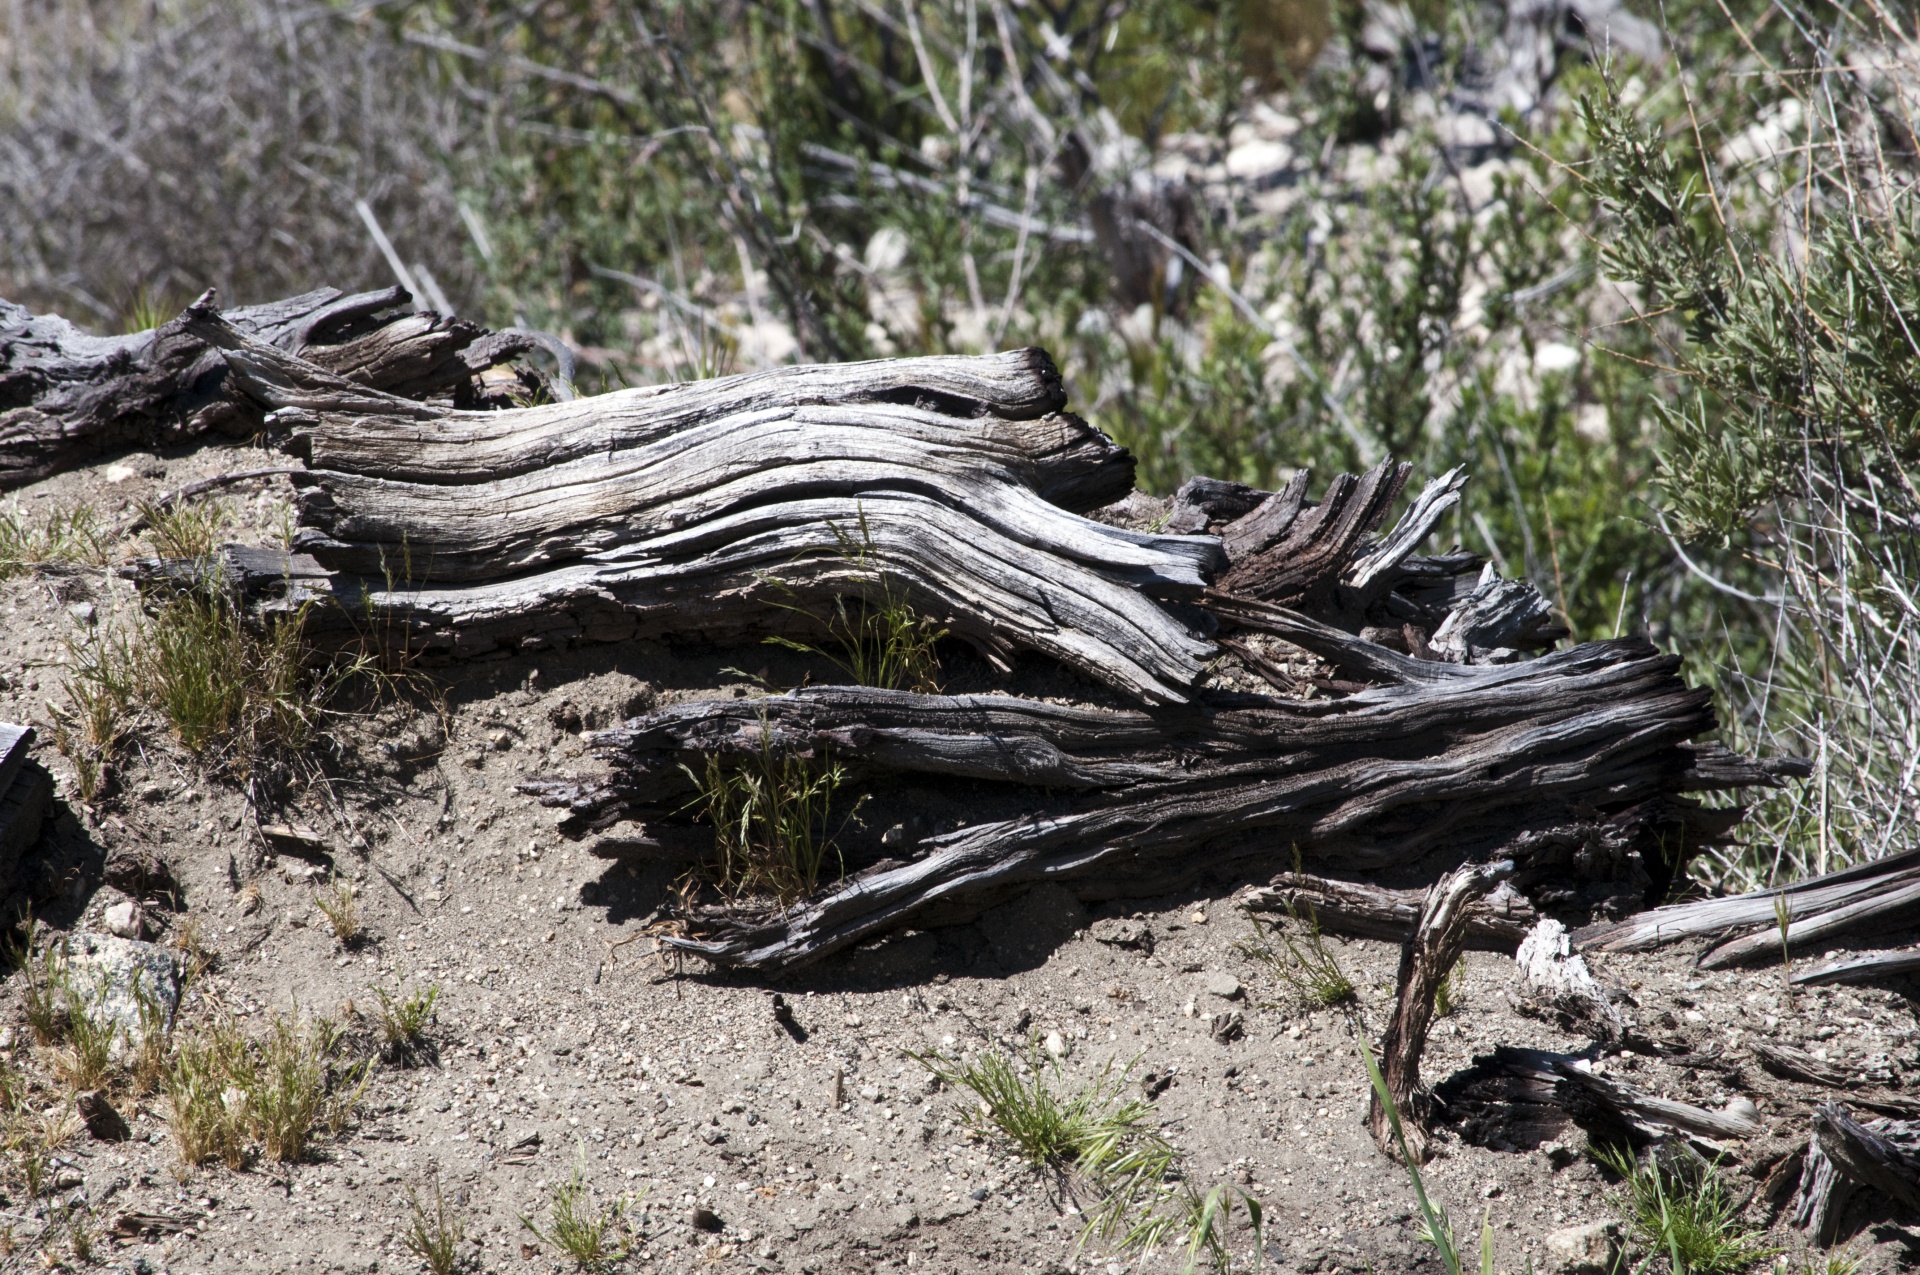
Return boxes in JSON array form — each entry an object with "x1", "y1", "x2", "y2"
[
  {"x1": 1489, "y1": 1047, "x2": 1761, "y2": 1148},
  {"x1": 1792, "y1": 1104, "x2": 1920, "y2": 1243},
  {"x1": 1574, "y1": 844, "x2": 1911, "y2": 958},
  {"x1": 0, "y1": 288, "x2": 541, "y2": 489},
  {"x1": 1369, "y1": 861, "x2": 1509, "y2": 1164}
]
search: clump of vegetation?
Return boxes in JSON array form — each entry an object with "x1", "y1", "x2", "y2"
[
  {"x1": 0, "y1": 502, "x2": 108, "y2": 579},
  {"x1": 766, "y1": 512, "x2": 946, "y2": 693},
  {"x1": 50, "y1": 573, "x2": 386, "y2": 796},
  {"x1": 1596, "y1": 1144, "x2": 1781, "y2": 1274},
  {"x1": 163, "y1": 1019, "x2": 251, "y2": 1169},
  {"x1": 50, "y1": 982, "x2": 116, "y2": 1093},
  {"x1": 922, "y1": 1043, "x2": 1263, "y2": 1271},
  {"x1": 138, "y1": 496, "x2": 230, "y2": 560},
  {"x1": 1236, "y1": 905, "x2": 1354, "y2": 1010},
  {"x1": 680, "y1": 710, "x2": 861, "y2": 907},
  {"x1": 312, "y1": 874, "x2": 363, "y2": 948},
  {"x1": 372, "y1": 982, "x2": 440, "y2": 1065},
  {"x1": 403, "y1": 1170, "x2": 466, "y2": 1275},
  {"x1": 163, "y1": 1010, "x2": 368, "y2": 1168},
  {"x1": 520, "y1": 1157, "x2": 632, "y2": 1272}
]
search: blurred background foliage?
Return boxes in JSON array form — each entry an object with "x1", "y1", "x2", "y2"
[{"x1": 3, "y1": 0, "x2": 1916, "y2": 890}]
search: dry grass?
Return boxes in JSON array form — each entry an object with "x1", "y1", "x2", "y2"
[
  {"x1": 163, "y1": 1009, "x2": 368, "y2": 1169},
  {"x1": 312, "y1": 875, "x2": 363, "y2": 948}
]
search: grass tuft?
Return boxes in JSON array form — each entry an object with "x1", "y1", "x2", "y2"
[
  {"x1": 403, "y1": 1170, "x2": 466, "y2": 1275},
  {"x1": 163, "y1": 1010, "x2": 368, "y2": 1169},
  {"x1": 139, "y1": 496, "x2": 230, "y2": 560},
  {"x1": 923, "y1": 1043, "x2": 1262, "y2": 1271},
  {"x1": 521, "y1": 1156, "x2": 631, "y2": 1272},
  {"x1": 765, "y1": 510, "x2": 946, "y2": 693},
  {"x1": 0, "y1": 502, "x2": 108, "y2": 579},
  {"x1": 373, "y1": 982, "x2": 440, "y2": 1065},
  {"x1": 312, "y1": 875, "x2": 363, "y2": 948},
  {"x1": 680, "y1": 711, "x2": 860, "y2": 907},
  {"x1": 1236, "y1": 905, "x2": 1354, "y2": 1010},
  {"x1": 1596, "y1": 1143, "x2": 1782, "y2": 1275}
]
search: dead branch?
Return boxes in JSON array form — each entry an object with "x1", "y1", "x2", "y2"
[{"x1": 1369, "y1": 861, "x2": 1510, "y2": 1163}]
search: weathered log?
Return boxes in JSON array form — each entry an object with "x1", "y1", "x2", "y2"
[
  {"x1": 1752, "y1": 1042, "x2": 1920, "y2": 1118},
  {"x1": 1791, "y1": 1104, "x2": 1920, "y2": 1244},
  {"x1": 127, "y1": 303, "x2": 1231, "y2": 703},
  {"x1": 1574, "y1": 843, "x2": 1918, "y2": 969},
  {"x1": 1238, "y1": 871, "x2": 1541, "y2": 949},
  {"x1": 1484, "y1": 1046, "x2": 1761, "y2": 1148},
  {"x1": 0, "y1": 288, "x2": 544, "y2": 489},
  {"x1": 524, "y1": 613, "x2": 1765, "y2": 969},
  {"x1": 1793, "y1": 948, "x2": 1920, "y2": 987},
  {"x1": 1369, "y1": 861, "x2": 1509, "y2": 1163}
]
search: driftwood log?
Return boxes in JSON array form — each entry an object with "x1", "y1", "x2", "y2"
[
  {"x1": 1791, "y1": 1104, "x2": 1920, "y2": 1244},
  {"x1": 0, "y1": 286, "x2": 547, "y2": 490},
  {"x1": 124, "y1": 299, "x2": 1228, "y2": 704},
  {"x1": 55, "y1": 299, "x2": 1790, "y2": 972},
  {"x1": 1238, "y1": 870, "x2": 1541, "y2": 949}
]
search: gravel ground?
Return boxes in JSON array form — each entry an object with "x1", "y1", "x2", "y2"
[{"x1": 2, "y1": 441, "x2": 1917, "y2": 1274}]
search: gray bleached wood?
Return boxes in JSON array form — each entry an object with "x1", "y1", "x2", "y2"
[
  {"x1": 0, "y1": 288, "x2": 542, "y2": 489},
  {"x1": 155, "y1": 304, "x2": 1218, "y2": 703},
  {"x1": 1237, "y1": 872, "x2": 1540, "y2": 948}
]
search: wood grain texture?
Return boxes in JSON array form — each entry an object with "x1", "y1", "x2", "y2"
[
  {"x1": 159, "y1": 308, "x2": 1222, "y2": 703},
  {"x1": 524, "y1": 621, "x2": 1745, "y2": 970},
  {"x1": 0, "y1": 287, "x2": 540, "y2": 489},
  {"x1": 1238, "y1": 871, "x2": 1541, "y2": 948},
  {"x1": 1369, "y1": 861, "x2": 1509, "y2": 1163},
  {"x1": 1574, "y1": 840, "x2": 1914, "y2": 966}
]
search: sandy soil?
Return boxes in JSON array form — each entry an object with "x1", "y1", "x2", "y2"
[{"x1": 2, "y1": 440, "x2": 1917, "y2": 1275}]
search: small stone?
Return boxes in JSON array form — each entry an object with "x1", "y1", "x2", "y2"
[
  {"x1": 76, "y1": 1089, "x2": 131, "y2": 1141},
  {"x1": 1542, "y1": 1140, "x2": 1578, "y2": 1170},
  {"x1": 1089, "y1": 917, "x2": 1154, "y2": 954},
  {"x1": 859, "y1": 1085, "x2": 881, "y2": 1102},
  {"x1": 1044, "y1": 1031, "x2": 1069, "y2": 1060},
  {"x1": 68, "y1": 601, "x2": 96, "y2": 625},
  {"x1": 102, "y1": 900, "x2": 144, "y2": 939},
  {"x1": 1543, "y1": 1220, "x2": 1622, "y2": 1275},
  {"x1": 1191, "y1": 910, "x2": 1209, "y2": 924},
  {"x1": 881, "y1": 823, "x2": 906, "y2": 847},
  {"x1": 1723, "y1": 1096, "x2": 1760, "y2": 1125},
  {"x1": 1205, "y1": 973, "x2": 1242, "y2": 1000},
  {"x1": 488, "y1": 730, "x2": 513, "y2": 751}
]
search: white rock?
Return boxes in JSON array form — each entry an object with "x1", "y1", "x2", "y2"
[
  {"x1": 102, "y1": 900, "x2": 143, "y2": 939},
  {"x1": 1543, "y1": 1220, "x2": 1621, "y2": 1275},
  {"x1": 1205, "y1": 973, "x2": 1243, "y2": 1000},
  {"x1": 1044, "y1": 1031, "x2": 1069, "y2": 1060},
  {"x1": 1534, "y1": 342, "x2": 1582, "y2": 374},
  {"x1": 63, "y1": 933, "x2": 181, "y2": 1057}
]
